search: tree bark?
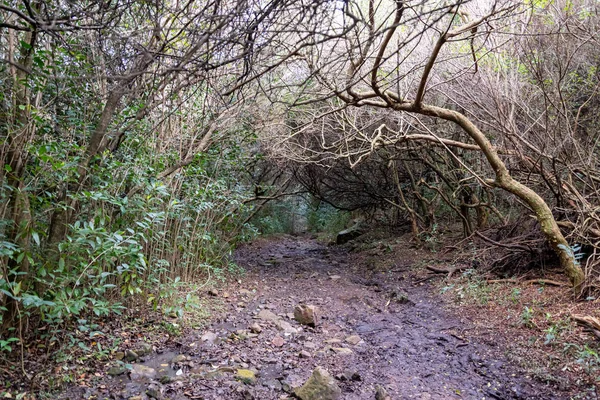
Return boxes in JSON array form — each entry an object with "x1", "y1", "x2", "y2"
[
  {"x1": 1, "y1": 28, "x2": 36, "y2": 331},
  {"x1": 402, "y1": 103, "x2": 585, "y2": 289}
]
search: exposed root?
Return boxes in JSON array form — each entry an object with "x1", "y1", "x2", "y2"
[
  {"x1": 486, "y1": 278, "x2": 569, "y2": 287},
  {"x1": 425, "y1": 265, "x2": 468, "y2": 277},
  {"x1": 571, "y1": 315, "x2": 600, "y2": 341}
]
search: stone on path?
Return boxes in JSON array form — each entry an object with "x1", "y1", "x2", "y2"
[
  {"x1": 331, "y1": 347, "x2": 353, "y2": 356},
  {"x1": 299, "y1": 350, "x2": 312, "y2": 358},
  {"x1": 375, "y1": 385, "x2": 391, "y2": 400},
  {"x1": 130, "y1": 364, "x2": 157, "y2": 381},
  {"x1": 276, "y1": 319, "x2": 298, "y2": 334},
  {"x1": 345, "y1": 335, "x2": 362, "y2": 345},
  {"x1": 272, "y1": 336, "x2": 285, "y2": 347},
  {"x1": 170, "y1": 354, "x2": 187, "y2": 364},
  {"x1": 201, "y1": 331, "x2": 218, "y2": 344},
  {"x1": 135, "y1": 342, "x2": 153, "y2": 356},
  {"x1": 236, "y1": 369, "x2": 257, "y2": 385},
  {"x1": 107, "y1": 365, "x2": 127, "y2": 376},
  {"x1": 294, "y1": 304, "x2": 318, "y2": 327},
  {"x1": 249, "y1": 322, "x2": 263, "y2": 333},
  {"x1": 146, "y1": 383, "x2": 163, "y2": 399},
  {"x1": 295, "y1": 366, "x2": 341, "y2": 400},
  {"x1": 257, "y1": 309, "x2": 279, "y2": 322}
]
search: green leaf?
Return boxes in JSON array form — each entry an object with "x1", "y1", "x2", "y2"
[
  {"x1": 32, "y1": 231, "x2": 40, "y2": 246},
  {"x1": 13, "y1": 281, "x2": 22, "y2": 296}
]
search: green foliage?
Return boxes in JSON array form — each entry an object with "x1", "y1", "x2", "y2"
[
  {"x1": 543, "y1": 314, "x2": 572, "y2": 345},
  {"x1": 306, "y1": 200, "x2": 350, "y2": 236},
  {"x1": 252, "y1": 199, "x2": 300, "y2": 235},
  {"x1": 563, "y1": 343, "x2": 600, "y2": 375},
  {"x1": 520, "y1": 306, "x2": 535, "y2": 328},
  {"x1": 0, "y1": 66, "x2": 261, "y2": 339}
]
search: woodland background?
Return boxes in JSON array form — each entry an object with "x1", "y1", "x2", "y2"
[{"x1": 1, "y1": 0, "x2": 600, "y2": 364}]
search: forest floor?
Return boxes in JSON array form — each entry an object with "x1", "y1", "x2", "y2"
[
  {"x1": 4, "y1": 233, "x2": 600, "y2": 399},
  {"x1": 45, "y1": 232, "x2": 599, "y2": 400}
]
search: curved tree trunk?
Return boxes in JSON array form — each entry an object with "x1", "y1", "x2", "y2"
[{"x1": 405, "y1": 104, "x2": 585, "y2": 289}]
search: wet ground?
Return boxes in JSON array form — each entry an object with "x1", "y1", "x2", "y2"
[{"x1": 67, "y1": 236, "x2": 568, "y2": 399}]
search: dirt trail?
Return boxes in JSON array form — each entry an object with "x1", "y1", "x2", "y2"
[{"x1": 72, "y1": 236, "x2": 566, "y2": 399}]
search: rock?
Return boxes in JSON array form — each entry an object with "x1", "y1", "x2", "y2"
[
  {"x1": 238, "y1": 387, "x2": 255, "y2": 400},
  {"x1": 263, "y1": 378, "x2": 283, "y2": 390},
  {"x1": 124, "y1": 349, "x2": 139, "y2": 361},
  {"x1": 276, "y1": 320, "x2": 298, "y2": 334},
  {"x1": 329, "y1": 275, "x2": 341, "y2": 280},
  {"x1": 294, "y1": 366, "x2": 341, "y2": 400},
  {"x1": 171, "y1": 354, "x2": 187, "y2": 364},
  {"x1": 128, "y1": 397, "x2": 143, "y2": 400},
  {"x1": 135, "y1": 342, "x2": 153, "y2": 356},
  {"x1": 294, "y1": 305, "x2": 318, "y2": 327},
  {"x1": 236, "y1": 369, "x2": 257, "y2": 385},
  {"x1": 201, "y1": 331, "x2": 218, "y2": 344},
  {"x1": 336, "y1": 221, "x2": 365, "y2": 245},
  {"x1": 390, "y1": 290, "x2": 411, "y2": 304},
  {"x1": 281, "y1": 375, "x2": 303, "y2": 393},
  {"x1": 239, "y1": 289, "x2": 253, "y2": 296},
  {"x1": 114, "y1": 351, "x2": 125, "y2": 360},
  {"x1": 345, "y1": 335, "x2": 362, "y2": 345},
  {"x1": 130, "y1": 364, "x2": 157, "y2": 381},
  {"x1": 146, "y1": 384, "x2": 163, "y2": 399},
  {"x1": 375, "y1": 385, "x2": 391, "y2": 400},
  {"x1": 249, "y1": 323, "x2": 263, "y2": 334},
  {"x1": 208, "y1": 289, "x2": 219, "y2": 296},
  {"x1": 331, "y1": 347, "x2": 353, "y2": 356},
  {"x1": 324, "y1": 338, "x2": 341, "y2": 344},
  {"x1": 335, "y1": 370, "x2": 361, "y2": 382},
  {"x1": 299, "y1": 350, "x2": 312, "y2": 358},
  {"x1": 108, "y1": 365, "x2": 128, "y2": 376},
  {"x1": 272, "y1": 336, "x2": 285, "y2": 347},
  {"x1": 258, "y1": 309, "x2": 279, "y2": 322}
]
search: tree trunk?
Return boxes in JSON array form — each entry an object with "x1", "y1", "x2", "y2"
[
  {"x1": 46, "y1": 89, "x2": 125, "y2": 248},
  {"x1": 407, "y1": 104, "x2": 585, "y2": 289},
  {"x1": 1, "y1": 29, "x2": 36, "y2": 331}
]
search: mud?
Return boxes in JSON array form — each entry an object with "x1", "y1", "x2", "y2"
[{"x1": 66, "y1": 236, "x2": 567, "y2": 399}]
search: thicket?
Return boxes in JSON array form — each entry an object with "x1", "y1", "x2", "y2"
[
  {"x1": 0, "y1": 0, "x2": 318, "y2": 351},
  {"x1": 260, "y1": 0, "x2": 600, "y2": 293},
  {"x1": 2, "y1": 0, "x2": 600, "y2": 362}
]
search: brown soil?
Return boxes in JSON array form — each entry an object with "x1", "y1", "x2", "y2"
[{"x1": 58, "y1": 234, "x2": 599, "y2": 400}]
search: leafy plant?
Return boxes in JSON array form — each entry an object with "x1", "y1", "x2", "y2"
[{"x1": 520, "y1": 306, "x2": 535, "y2": 328}]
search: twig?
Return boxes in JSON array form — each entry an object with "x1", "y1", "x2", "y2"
[
  {"x1": 425, "y1": 265, "x2": 469, "y2": 277},
  {"x1": 486, "y1": 278, "x2": 568, "y2": 287},
  {"x1": 474, "y1": 231, "x2": 534, "y2": 253}
]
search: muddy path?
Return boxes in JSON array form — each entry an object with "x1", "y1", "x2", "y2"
[{"x1": 71, "y1": 236, "x2": 566, "y2": 400}]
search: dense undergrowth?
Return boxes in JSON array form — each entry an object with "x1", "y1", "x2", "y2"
[{"x1": 2, "y1": 0, "x2": 600, "y2": 396}]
